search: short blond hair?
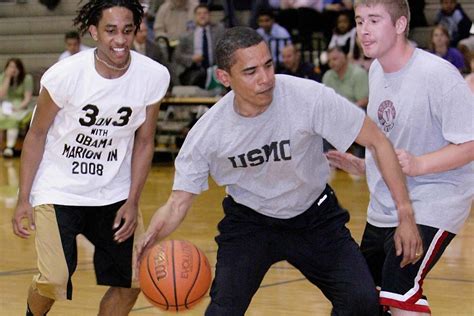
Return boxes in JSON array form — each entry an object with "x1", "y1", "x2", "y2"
[{"x1": 354, "y1": 0, "x2": 410, "y2": 36}]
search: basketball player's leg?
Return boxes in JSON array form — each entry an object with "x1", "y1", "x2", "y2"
[
  {"x1": 27, "y1": 204, "x2": 82, "y2": 315},
  {"x1": 378, "y1": 225, "x2": 455, "y2": 315},
  {"x1": 287, "y1": 191, "x2": 378, "y2": 315},
  {"x1": 84, "y1": 201, "x2": 145, "y2": 314},
  {"x1": 205, "y1": 197, "x2": 282, "y2": 316},
  {"x1": 98, "y1": 287, "x2": 141, "y2": 316}
]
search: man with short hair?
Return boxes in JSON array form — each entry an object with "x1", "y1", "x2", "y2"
[
  {"x1": 137, "y1": 26, "x2": 423, "y2": 316},
  {"x1": 328, "y1": 0, "x2": 473, "y2": 314},
  {"x1": 174, "y1": 3, "x2": 225, "y2": 86},
  {"x1": 279, "y1": 44, "x2": 321, "y2": 82},
  {"x1": 323, "y1": 46, "x2": 368, "y2": 108},
  {"x1": 256, "y1": 8, "x2": 291, "y2": 65},
  {"x1": 58, "y1": 31, "x2": 90, "y2": 61}
]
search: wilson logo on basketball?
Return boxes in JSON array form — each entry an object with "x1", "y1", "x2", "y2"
[
  {"x1": 153, "y1": 249, "x2": 167, "y2": 280},
  {"x1": 180, "y1": 241, "x2": 193, "y2": 279}
]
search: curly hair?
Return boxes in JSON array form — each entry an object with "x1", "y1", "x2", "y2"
[{"x1": 73, "y1": 0, "x2": 144, "y2": 36}]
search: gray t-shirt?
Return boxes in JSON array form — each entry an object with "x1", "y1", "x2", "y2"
[
  {"x1": 366, "y1": 49, "x2": 473, "y2": 233},
  {"x1": 173, "y1": 74, "x2": 365, "y2": 218}
]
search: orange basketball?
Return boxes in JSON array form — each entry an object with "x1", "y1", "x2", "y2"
[{"x1": 139, "y1": 239, "x2": 212, "y2": 311}]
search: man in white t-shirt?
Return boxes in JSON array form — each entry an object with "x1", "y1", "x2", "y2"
[
  {"x1": 11, "y1": 1, "x2": 170, "y2": 315},
  {"x1": 58, "y1": 31, "x2": 91, "y2": 61},
  {"x1": 327, "y1": 0, "x2": 473, "y2": 314},
  {"x1": 136, "y1": 26, "x2": 422, "y2": 315}
]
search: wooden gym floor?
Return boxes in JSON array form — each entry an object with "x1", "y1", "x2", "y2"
[{"x1": 0, "y1": 157, "x2": 472, "y2": 315}]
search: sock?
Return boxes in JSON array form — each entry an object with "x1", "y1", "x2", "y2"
[
  {"x1": 6, "y1": 128, "x2": 19, "y2": 149},
  {"x1": 26, "y1": 304, "x2": 33, "y2": 316}
]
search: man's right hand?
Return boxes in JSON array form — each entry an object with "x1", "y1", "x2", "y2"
[{"x1": 12, "y1": 200, "x2": 35, "y2": 238}]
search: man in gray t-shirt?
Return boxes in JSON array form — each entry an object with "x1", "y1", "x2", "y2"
[
  {"x1": 137, "y1": 26, "x2": 422, "y2": 315},
  {"x1": 328, "y1": 1, "x2": 473, "y2": 314}
]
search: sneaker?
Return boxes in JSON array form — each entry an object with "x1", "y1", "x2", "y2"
[{"x1": 2, "y1": 147, "x2": 14, "y2": 158}]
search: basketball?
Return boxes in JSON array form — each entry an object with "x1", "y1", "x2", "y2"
[{"x1": 139, "y1": 239, "x2": 212, "y2": 311}]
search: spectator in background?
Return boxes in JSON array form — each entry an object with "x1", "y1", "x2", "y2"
[
  {"x1": 256, "y1": 8, "x2": 292, "y2": 67},
  {"x1": 0, "y1": 58, "x2": 33, "y2": 157},
  {"x1": 174, "y1": 4, "x2": 225, "y2": 87},
  {"x1": 144, "y1": 0, "x2": 166, "y2": 40},
  {"x1": 429, "y1": 24, "x2": 465, "y2": 71},
  {"x1": 328, "y1": 11, "x2": 358, "y2": 60},
  {"x1": 133, "y1": 21, "x2": 177, "y2": 86},
  {"x1": 58, "y1": 31, "x2": 91, "y2": 61},
  {"x1": 435, "y1": 0, "x2": 471, "y2": 47},
  {"x1": 280, "y1": 44, "x2": 321, "y2": 82},
  {"x1": 133, "y1": 21, "x2": 167, "y2": 64},
  {"x1": 154, "y1": 0, "x2": 199, "y2": 42},
  {"x1": 323, "y1": 45, "x2": 368, "y2": 157},
  {"x1": 249, "y1": 0, "x2": 281, "y2": 29}
]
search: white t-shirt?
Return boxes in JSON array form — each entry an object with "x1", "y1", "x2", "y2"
[
  {"x1": 58, "y1": 45, "x2": 92, "y2": 60},
  {"x1": 30, "y1": 49, "x2": 170, "y2": 206},
  {"x1": 173, "y1": 74, "x2": 365, "y2": 218},
  {"x1": 366, "y1": 49, "x2": 474, "y2": 234}
]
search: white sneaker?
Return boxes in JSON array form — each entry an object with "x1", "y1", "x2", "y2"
[{"x1": 3, "y1": 147, "x2": 14, "y2": 158}]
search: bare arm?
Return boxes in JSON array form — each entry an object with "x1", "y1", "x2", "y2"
[
  {"x1": 12, "y1": 88, "x2": 60, "y2": 238},
  {"x1": 136, "y1": 190, "x2": 196, "y2": 262},
  {"x1": 396, "y1": 141, "x2": 474, "y2": 177},
  {"x1": 113, "y1": 102, "x2": 161, "y2": 243},
  {"x1": 355, "y1": 117, "x2": 423, "y2": 267}
]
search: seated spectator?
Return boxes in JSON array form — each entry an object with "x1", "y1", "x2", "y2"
[
  {"x1": 435, "y1": 0, "x2": 471, "y2": 47},
  {"x1": 174, "y1": 4, "x2": 225, "y2": 87},
  {"x1": 323, "y1": 46, "x2": 368, "y2": 108},
  {"x1": 328, "y1": 11, "x2": 358, "y2": 60},
  {"x1": 0, "y1": 58, "x2": 34, "y2": 157},
  {"x1": 280, "y1": 44, "x2": 321, "y2": 82},
  {"x1": 133, "y1": 20, "x2": 177, "y2": 86},
  {"x1": 429, "y1": 24, "x2": 465, "y2": 71},
  {"x1": 58, "y1": 31, "x2": 91, "y2": 61},
  {"x1": 256, "y1": 9, "x2": 292, "y2": 65},
  {"x1": 154, "y1": 0, "x2": 199, "y2": 43},
  {"x1": 322, "y1": 46, "x2": 368, "y2": 157},
  {"x1": 322, "y1": 0, "x2": 354, "y2": 41},
  {"x1": 249, "y1": 0, "x2": 281, "y2": 29}
]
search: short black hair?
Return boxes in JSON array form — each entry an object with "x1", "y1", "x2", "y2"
[
  {"x1": 73, "y1": 0, "x2": 144, "y2": 36},
  {"x1": 257, "y1": 8, "x2": 275, "y2": 20},
  {"x1": 215, "y1": 26, "x2": 264, "y2": 72},
  {"x1": 65, "y1": 30, "x2": 81, "y2": 41},
  {"x1": 194, "y1": 3, "x2": 209, "y2": 13}
]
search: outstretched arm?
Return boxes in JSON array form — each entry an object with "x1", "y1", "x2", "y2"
[
  {"x1": 355, "y1": 117, "x2": 423, "y2": 267},
  {"x1": 136, "y1": 190, "x2": 196, "y2": 263}
]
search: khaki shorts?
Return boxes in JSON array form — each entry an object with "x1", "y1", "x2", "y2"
[{"x1": 32, "y1": 201, "x2": 144, "y2": 300}]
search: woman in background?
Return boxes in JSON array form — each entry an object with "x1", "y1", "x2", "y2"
[
  {"x1": 429, "y1": 24, "x2": 465, "y2": 71},
  {"x1": 0, "y1": 58, "x2": 33, "y2": 157}
]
